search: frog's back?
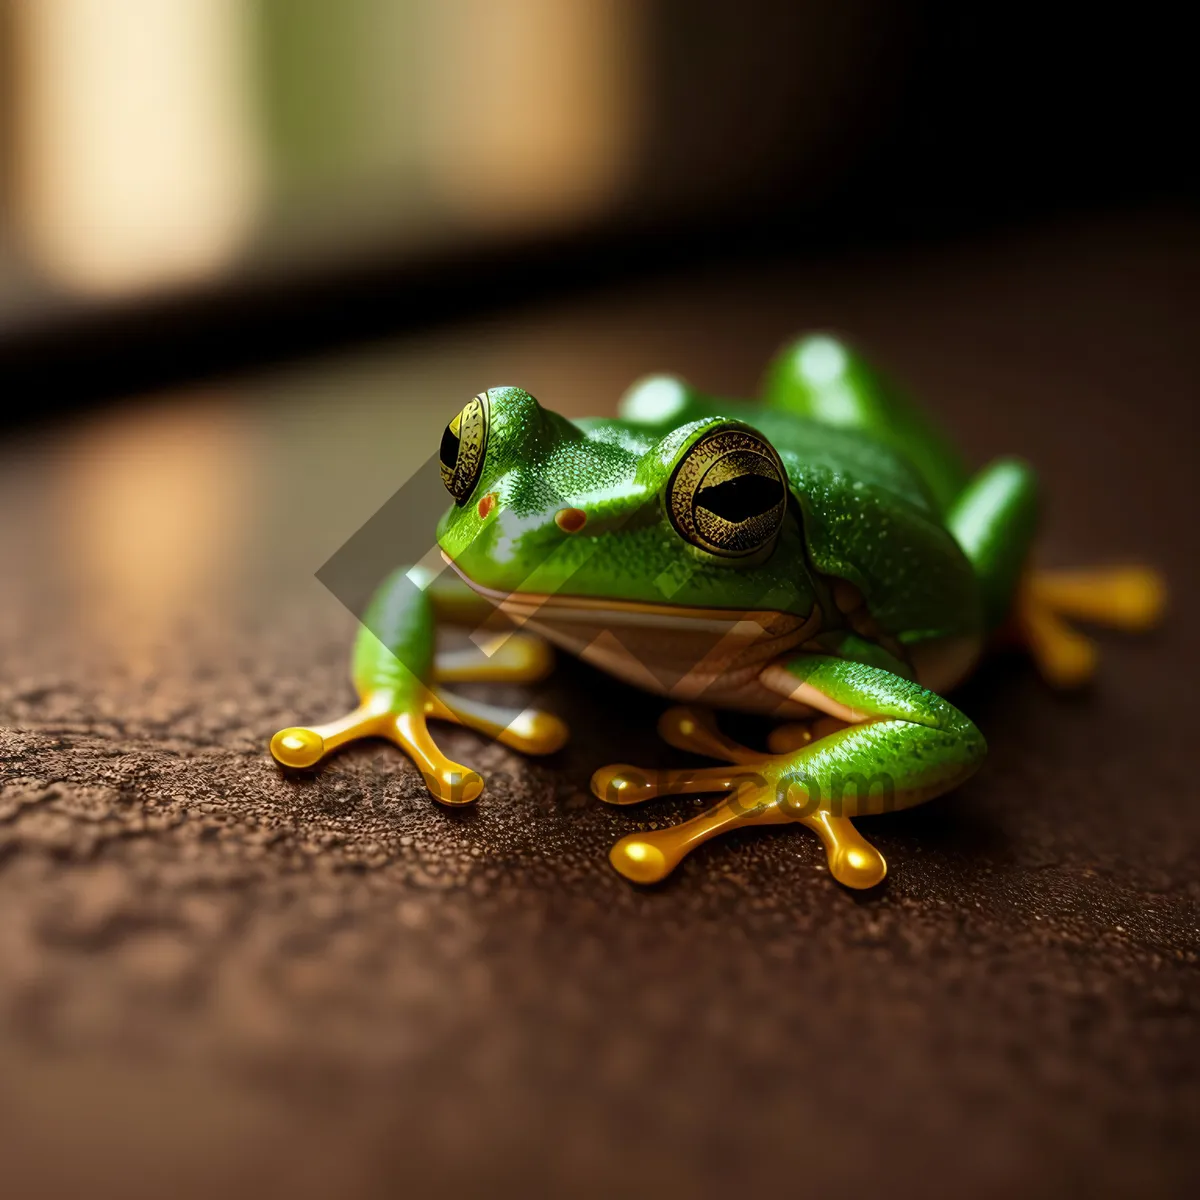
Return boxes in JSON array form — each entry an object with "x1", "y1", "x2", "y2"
[
  {"x1": 740, "y1": 407, "x2": 937, "y2": 513},
  {"x1": 740, "y1": 409, "x2": 983, "y2": 651},
  {"x1": 610, "y1": 378, "x2": 985, "y2": 685},
  {"x1": 614, "y1": 374, "x2": 939, "y2": 512}
]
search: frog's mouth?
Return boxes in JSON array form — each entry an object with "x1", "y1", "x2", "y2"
[{"x1": 443, "y1": 555, "x2": 819, "y2": 707}]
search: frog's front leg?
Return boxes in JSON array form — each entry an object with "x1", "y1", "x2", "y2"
[
  {"x1": 271, "y1": 567, "x2": 566, "y2": 804},
  {"x1": 591, "y1": 658, "x2": 985, "y2": 887}
]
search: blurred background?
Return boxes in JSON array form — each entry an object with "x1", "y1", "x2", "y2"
[{"x1": 0, "y1": 0, "x2": 1194, "y2": 415}]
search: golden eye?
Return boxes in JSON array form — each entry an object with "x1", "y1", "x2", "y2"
[
  {"x1": 666, "y1": 427, "x2": 787, "y2": 557},
  {"x1": 440, "y1": 391, "x2": 490, "y2": 505}
]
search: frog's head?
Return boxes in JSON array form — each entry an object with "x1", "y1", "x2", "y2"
[{"x1": 435, "y1": 388, "x2": 815, "y2": 660}]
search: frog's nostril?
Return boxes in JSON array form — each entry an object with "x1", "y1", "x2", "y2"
[{"x1": 554, "y1": 507, "x2": 588, "y2": 533}]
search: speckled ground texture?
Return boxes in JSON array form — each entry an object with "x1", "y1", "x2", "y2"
[{"x1": 1, "y1": 219, "x2": 1197, "y2": 1198}]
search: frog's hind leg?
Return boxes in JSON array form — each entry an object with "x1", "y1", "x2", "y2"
[
  {"x1": 946, "y1": 456, "x2": 1084, "y2": 685},
  {"x1": 946, "y1": 459, "x2": 1166, "y2": 686},
  {"x1": 762, "y1": 333, "x2": 969, "y2": 514},
  {"x1": 947, "y1": 457, "x2": 1041, "y2": 632},
  {"x1": 587, "y1": 681, "x2": 978, "y2": 890}
]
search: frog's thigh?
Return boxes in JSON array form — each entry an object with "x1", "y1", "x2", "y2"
[
  {"x1": 763, "y1": 651, "x2": 986, "y2": 800},
  {"x1": 763, "y1": 630, "x2": 905, "y2": 753},
  {"x1": 761, "y1": 334, "x2": 968, "y2": 512},
  {"x1": 946, "y1": 457, "x2": 1039, "y2": 631},
  {"x1": 766, "y1": 659, "x2": 985, "y2": 888}
]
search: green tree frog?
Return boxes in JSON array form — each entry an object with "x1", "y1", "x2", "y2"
[{"x1": 272, "y1": 335, "x2": 1164, "y2": 888}]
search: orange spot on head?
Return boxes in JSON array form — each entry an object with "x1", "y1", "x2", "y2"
[
  {"x1": 555, "y1": 507, "x2": 587, "y2": 533},
  {"x1": 477, "y1": 493, "x2": 497, "y2": 519}
]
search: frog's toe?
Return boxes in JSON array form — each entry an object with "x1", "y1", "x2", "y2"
[
  {"x1": 609, "y1": 835, "x2": 673, "y2": 884},
  {"x1": 271, "y1": 681, "x2": 567, "y2": 806},
  {"x1": 766, "y1": 722, "x2": 812, "y2": 755},
  {"x1": 434, "y1": 632, "x2": 554, "y2": 684},
  {"x1": 1014, "y1": 565, "x2": 1167, "y2": 688},
  {"x1": 1018, "y1": 601, "x2": 1098, "y2": 688},
  {"x1": 656, "y1": 705, "x2": 766, "y2": 763},
  {"x1": 1028, "y1": 565, "x2": 1167, "y2": 631},
  {"x1": 591, "y1": 764, "x2": 660, "y2": 806},
  {"x1": 601, "y1": 770, "x2": 892, "y2": 887},
  {"x1": 607, "y1": 778, "x2": 781, "y2": 884},
  {"x1": 592, "y1": 708, "x2": 770, "y2": 808},
  {"x1": 269, "y1": 694, "x2": 396, "y2": 771},
  {"x1": 433, "y1": 687, "x2": 568, "y2": 756},
  {"x1": 386, "y1": 705, "x2": 483, "y2": 805},
  {"x1": 270, "y1": 726, "x2": 327, "y2": 768},
  {"x1": 591, "y1": 762, "x2": 754, "y2": 806},
  {"x1": 802, "y1": 811, "x2": 887, "y2": 889},
  {"x1": 270, "y1": 691, "x2": 483, "y2": 805},
  {"x1": 766, "y1": 716, "x2": 847, "y2": 755}
]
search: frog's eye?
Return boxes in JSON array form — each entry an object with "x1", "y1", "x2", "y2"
[
  {"x1": 666, "y1": 427, "x2": 787, "y2": 557},
  {"x1": 440, "y1": 391, "x2": 490, "y2": 505}
]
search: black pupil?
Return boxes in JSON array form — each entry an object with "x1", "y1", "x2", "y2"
[
  {"x1": 696, "y1": 473, "x2": 783, "y2": 523},
  {"x1": 440, "y1": 424, "x2": 460, "y2": 471}
]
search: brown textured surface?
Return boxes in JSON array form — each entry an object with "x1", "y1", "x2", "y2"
[{"x1": 1, "y1": 216, "x2": 1197, "y2": 1198}]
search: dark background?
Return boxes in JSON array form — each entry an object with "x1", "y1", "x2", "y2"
[
  {"x1": 1, "y1": 0, "x2": 1195, "y2": 417},
  {"x1": 0, "y1": 4, "x2": 1196, "y2": 1198}
]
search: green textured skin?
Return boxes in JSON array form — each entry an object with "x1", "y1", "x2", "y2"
[
  {"x1": 764, "y1": 656, "x2": 987, "y2": 816},
  {"x1": 436, "y1": 389, "x2": 823, "y2": 617},
  {"x1": 947, "y1": 458, "x2": 1040, "y2": 630},
  {"x1": 762, "y1": 333, "x2": 969, "y2": 514},
  {"x1": 613, "y1": 376, "x2": 985, "y2": 642},
  {"x1": 352, "y1": 567, "x2": 434, "y2": 702},
  {"x1": 438, "y1": 356, "x2": 994, "y2": 646}
]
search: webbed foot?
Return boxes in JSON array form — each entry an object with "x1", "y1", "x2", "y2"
[
  {"x1": 272, "y1": 632, "x2": 566, "y2": 805},
  {"x1": 591, "y1": 705, "x2": 887, "y2": 889},
  {"x1": 1015, "y1": 565, "x2": 1166, "y2": 687}
]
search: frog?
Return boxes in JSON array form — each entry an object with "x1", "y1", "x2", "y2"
[{"x1": 271, "y1": 334, "x2": 1165, "y2": 888}]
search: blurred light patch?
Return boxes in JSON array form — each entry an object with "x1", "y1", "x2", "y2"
[
  {"x1": 257, "y1": 0, "x2": 429, "y2": 233},
  {"x1": 4, "y1": 0, "x2": 638, "y2": 304},
  {"x1": 54, "y1": 397, "x2": 256, "y2": 657},
  {"x1": 13, "y1": 0, "x2": 262, "y2": 297},
  {"x1": 423, "y1": 0, "x2": 638, "y2": 231}
]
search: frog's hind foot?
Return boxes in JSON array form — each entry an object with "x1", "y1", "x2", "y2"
[
  {"x1": 590, "y1": 706, "x2": 886, "y2": 889},
  {"x1": 271, "y1": 633, "x2": 566, "y2": 805},
  {"x1": 1015, "y1": 565, "x2": 1166, "y2": 688}
]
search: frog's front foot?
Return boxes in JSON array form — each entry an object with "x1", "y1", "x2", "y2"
[
  {"x1": 1014, "y1": 565, "x2": 1166, "y2": 688},
  {"x1": 271, "y1": 633, "x2": 567, "y2": 805},
  {"x1": 591, "y1": 706, "x2": 887, "y2": 889}
]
